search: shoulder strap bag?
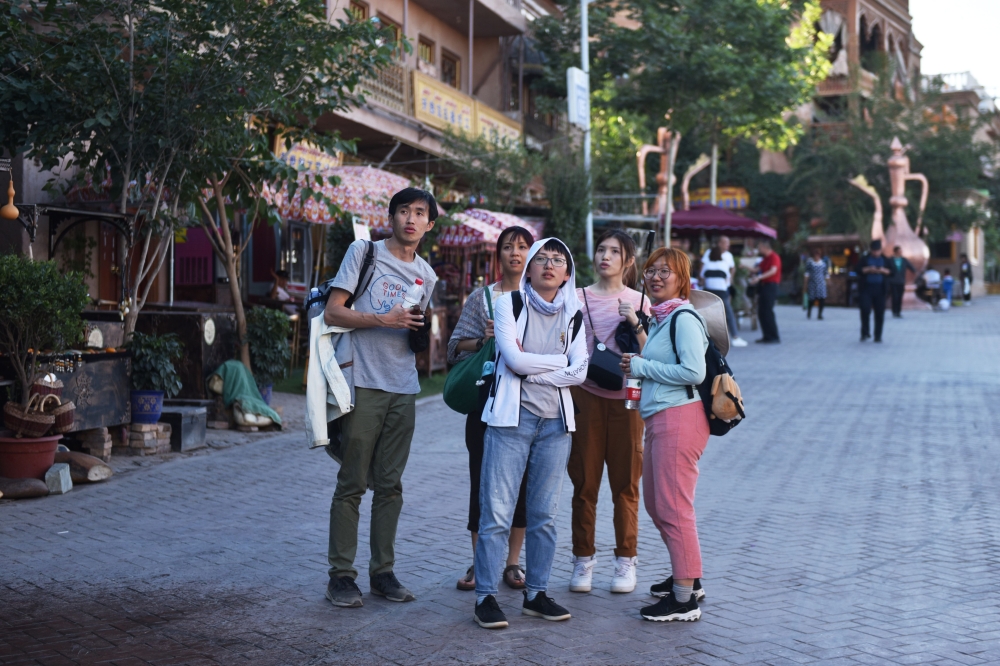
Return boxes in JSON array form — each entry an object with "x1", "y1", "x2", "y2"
[
  {"x1": 443, "y1": 287, "x2": 497, "y2": 414},
  {"x1": 582, "y1": 288, "x2": 625, "y2": 391}
]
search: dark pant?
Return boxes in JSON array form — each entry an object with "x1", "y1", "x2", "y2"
[
  {"x1": 860, "y1": 285, "x2": 887, "y2": 340},
  {"x1": 707, "y1": 289, "x2": 739, "y2": 338},
  {"x1": 328, "y1": 388, "x2": 415, "y2": 580},
  {"x1": 890, "y1": 282, "x2": 905, "y2": 316},
  {"x1": 757, "y1": 282, "x2": 780, "y2": 341},
  {"x1": 807, "y1": 297, "x2": 825, "y2": 318},
  {"x1": 467, "y1": 410, "x2": 528, "y2": 532}
]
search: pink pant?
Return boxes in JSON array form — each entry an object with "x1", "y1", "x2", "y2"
[{"x1": 642, "y1": 401, "x2": 710, "y2": 579}]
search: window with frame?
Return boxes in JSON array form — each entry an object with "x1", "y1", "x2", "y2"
[
  {"x1": 441, "y1": 51, "x2": 460, "y2": 89},
  {"x1": 348, "y1": 0, "x2": 368, "y2": 21},
  {"x1": 418, "y1": 37, "x2": 435, "y2": 65},
  {"x1": 377, "y1": 14, "x2": 402, "y2": 53}
]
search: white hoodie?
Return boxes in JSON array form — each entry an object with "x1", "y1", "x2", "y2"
[{"x1": 481, "y1": 238, "x2": 589, "y2": 431}]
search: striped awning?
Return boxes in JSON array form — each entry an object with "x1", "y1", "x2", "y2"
[{"x1": 438, "y1": 208, "x2": 546, "y2": 248}]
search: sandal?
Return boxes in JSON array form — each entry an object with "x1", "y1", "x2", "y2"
[
  {"x1": 503, "y1": 564, "x2": 526, "y2": 590},
  {"x1": 457, "y1": 565, "x2": 476, "y2": 591}
]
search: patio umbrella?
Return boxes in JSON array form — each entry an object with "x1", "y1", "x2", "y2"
[
  {"x1": 670, "y1": 204, "x2": 777, "y2": 239},
  {"x1": 263, "y1": 165, "x2": 411, "y2": 229},
  {"x1": 439, "y1": 208, "x2": 546, "y2": 248}
]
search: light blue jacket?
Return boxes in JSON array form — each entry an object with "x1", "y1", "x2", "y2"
[{"x1": 629, "y1": 305, "x2": 708, "y2": 420}]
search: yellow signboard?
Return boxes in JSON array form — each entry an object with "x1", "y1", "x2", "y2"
[
  {"x1": 412, "y1": 71, "x2": 474, "y2": 134},
  {"x1": 475, "y1": 102, "x2": 522, "y2": 144},
  {"x1": 273, "y1": 138, "x2": 342, "y2": 174},
  {"x1": 689, "y1": 187, "x2": 750, "y2": 210}
]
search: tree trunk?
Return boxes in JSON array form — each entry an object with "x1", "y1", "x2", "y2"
[
  {"x1": 54, "y1": 451, "x2": 113, "y2": 482},
  {"x1": 224, "y1": 255, "x2": 251, "y2": 369}
]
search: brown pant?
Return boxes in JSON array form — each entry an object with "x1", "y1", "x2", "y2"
[{"x1": 569, "y1": 386, "x2": 645, "y2": 558}]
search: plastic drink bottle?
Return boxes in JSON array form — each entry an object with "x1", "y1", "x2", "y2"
[
  {"x1": 625, "y1": 377, "x2": 642, "y2": 410},
  {"x1": 402, "y1": 278, "x2": 424, "y2": 311}
]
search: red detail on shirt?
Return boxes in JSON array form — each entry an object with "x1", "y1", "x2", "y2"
[{"x1": 759, "y1": 252, "x2": 782, "y2": 284}]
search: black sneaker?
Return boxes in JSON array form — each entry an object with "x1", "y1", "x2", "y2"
[
  {"x1": 640, "y1": 592, "x2": 701, "y2": 622},
  {"x1": 474, "y1": 595, "x2": 508, "y2": 629},
  {"x1": 369, "y1": 572, "x2": 416, "y2": 602},
  {"x1": 326, "y1": 576, "x2": 363, "y2": 608},
  {"x1": 650, "y1": 576, "x2": 705, "y2": 601},
  {"x1": 522, "y1": 590, "x2": 571, "y2": 621}
]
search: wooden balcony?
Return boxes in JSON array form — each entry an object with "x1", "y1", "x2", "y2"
[{"x1": 359, "y1": 62, "x2": 409, "y2": 116}]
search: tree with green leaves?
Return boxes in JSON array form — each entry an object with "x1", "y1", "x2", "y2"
[
  {"x1": 0, "y1": 0, "x2": 395, "y2": 368},
  {"x1": 440, "y1": 129, "x2": 542, "y2": 212}
]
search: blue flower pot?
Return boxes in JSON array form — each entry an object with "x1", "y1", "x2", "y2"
[
  {"x1": 259, "y1": 384, "x2": 273, "y2": 405},
  {"x1": 131, "y1": 390, "x2": 164, "y2": 424}
]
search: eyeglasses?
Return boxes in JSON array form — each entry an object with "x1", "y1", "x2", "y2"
[
  {"x1": 532, "y1": 256, "x2": 567, "y2": 267},
  {"x1": 643, "y1": 268, "x2": 673, "y2": 280}
]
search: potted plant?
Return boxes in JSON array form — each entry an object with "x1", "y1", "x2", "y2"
[
  {"x1": 245, "y1": 306, "x2": 291, "y2": 404},
  {"x1": 125, "y1": 332, "x2": 183, "y2": 423},
  {"x1": 0, "y1": 255, "x2": 89, "y2": 479}
]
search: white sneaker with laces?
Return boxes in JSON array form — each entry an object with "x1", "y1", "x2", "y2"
[
  {"x1": 570, "y1": 555, "x2": 596, "y2": 592},
  {"x1": 611, "y1": 556, "x2": 637, "y2": 593},
  {"x1": 731, "y1": 337, "x2": 748, "y2": 348}
]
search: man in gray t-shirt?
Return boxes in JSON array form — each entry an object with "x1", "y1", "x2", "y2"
[
  {"x1": 332, "y1": 239, "x2": 437, "y2": 395},
  {"x1": 322, "y1": 188, "x2": 439, "y2": 609}
]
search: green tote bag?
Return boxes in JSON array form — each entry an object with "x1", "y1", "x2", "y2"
[{"x1": 443, "y1": 287, "x2": 496, "y2": 415}]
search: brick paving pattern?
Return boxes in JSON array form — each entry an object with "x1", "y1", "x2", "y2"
[{"x1": 3, "y1": 299, "x2": 1000, "y2": 665}]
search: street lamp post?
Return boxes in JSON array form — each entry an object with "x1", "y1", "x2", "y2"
[{"x1": 581, "y1": 0, "x2": 593, "y2": 259}]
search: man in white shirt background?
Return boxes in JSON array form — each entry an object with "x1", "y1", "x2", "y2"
[{"x1": 700, "y1": 236, "x2": 748, "y2": 348}]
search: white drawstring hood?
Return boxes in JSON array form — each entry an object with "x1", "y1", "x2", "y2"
[{"x1": 520, "y1": 237, "x2": 582, "y2": 317}]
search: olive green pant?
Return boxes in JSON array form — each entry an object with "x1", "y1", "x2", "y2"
[{"x1": 328, "y1": 387, "x2": 416, "y2": 580}]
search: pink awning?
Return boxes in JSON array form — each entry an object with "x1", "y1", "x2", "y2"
[
  {"x1": 670, "y1": 204, "x2": 777, "y2": 239},
  {"x1": 439, "y1": 208, "x2": 546, "y2": 248},
  {"x1": 263, "y1": 165, "x2": 411, "y2": 228}
]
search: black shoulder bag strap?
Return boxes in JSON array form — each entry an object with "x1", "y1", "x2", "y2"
[{"x1": 669, "y1": 309, "x2": 698, "y2": 400}]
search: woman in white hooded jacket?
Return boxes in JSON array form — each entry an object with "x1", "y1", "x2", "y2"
[{"x1": 473, "y1": 238, "x2": 589, "y2": 630}]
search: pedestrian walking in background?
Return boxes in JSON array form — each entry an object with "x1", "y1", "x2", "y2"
[
  {"x1": 620, "y1": 248, "x2": 709, "y2": 623},
  {"x1": 750, "y1": 239, "x2": 781, "y2": 344},
  {"x1": 323, "y1": 188, "x2": 439, "y2": 608},
  {"x1": 473, "y1": 238, "x2": 588, "y2": 630},
  {"x1": 857, "y1": 239, "x2": 893, "y2": 343},
  {"x1": 804, "y1": 248, "x2": 828, "y2": 320},
  {"x1": 960, "y1": 253, "x2": 973, "y2": 302},
  {"x1": 448, "y1": 226, "x2": 535, "y2": 593},
  {"x1": 889, "y1": 246, "x2": 915, "y2": 318},
  {"x1": 700, "y1": 241, "x2": 747, "y2": 347},
  {"x1": 569, "y1": 230, "x2": 650, "y2": 596}
]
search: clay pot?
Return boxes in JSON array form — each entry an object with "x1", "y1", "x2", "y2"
[{"x1": 0, "y1": 433, "x2": 63, "y2": 480}]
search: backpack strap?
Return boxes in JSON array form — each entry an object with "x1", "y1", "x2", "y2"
[
  {"x1": 571, "y1": 310, "x2": 583, "y2": 341},
  {"x1": 511, "y1": 290, "x2": 524, "y2": 320},
  {"x1": 669, "y1": 308, "x2": 698, "y2": 400},
  {"x1": 484, "y1": 284, "x2": 494, "y2": 319},
  {"x1": 345, "y1": 240, "x2": 376, "y2": 309}
]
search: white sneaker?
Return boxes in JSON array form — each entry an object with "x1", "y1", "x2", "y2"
[
  {"x1": 611, "y1": 556, "x2": 637, "y2": 593},
  {"x1": 731, "y1": 337, "x2": 748, "y2": 348},
  {"x1": 570, "y1": 555, "x2": 596, "y2": 592}
]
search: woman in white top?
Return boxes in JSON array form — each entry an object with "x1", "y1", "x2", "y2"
[{"x1": 700, "y1": 246, "x2": 746, "y2": 347}]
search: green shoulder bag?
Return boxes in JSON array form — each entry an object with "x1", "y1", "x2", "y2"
[{"x1": 443, "y1": 287, "x2": 497, "y2": 415}]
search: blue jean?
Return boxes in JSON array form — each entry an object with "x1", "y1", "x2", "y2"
[{"x1": 474, "y1": 407, "x2": 572, "y2": 597}]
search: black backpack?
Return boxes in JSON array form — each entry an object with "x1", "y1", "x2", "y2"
[
  {"x1": 306, "y1": 240, "x2": 376, "y2": 317},
  {"x1": 669, "y1": 308, "x2": 744, "y2": 437}
]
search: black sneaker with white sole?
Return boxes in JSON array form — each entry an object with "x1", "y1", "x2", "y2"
[
  {"x1": 640, "y1": 592, "x2": 701, "y2": 622},
  {"x1": 475, "y1": 595, "x2": 509, "y2": 629},
  {"x1": 522, "y1": 590, "x2": 571, "y2": 621},
  {"x1": 326, "y1": 576, "x2": 363, "y2": 608},
  {"x1": 369, "y1": 572, "x2": 416, "y2": 602},
  {"x1": 649, "y1": 576, "x2": 705, "y2": 601}
]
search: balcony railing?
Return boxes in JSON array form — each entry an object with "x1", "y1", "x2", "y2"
[{"x1": 360, "y1": 62, "x2": 408, "y2": 115}]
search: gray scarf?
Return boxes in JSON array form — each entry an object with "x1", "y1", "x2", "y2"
[{"x1": 524, "y1": 282, "x2": 564, "y2": 316}]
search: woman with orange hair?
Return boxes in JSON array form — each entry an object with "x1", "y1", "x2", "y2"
[{"x1": 620, "y1": 247, "x2": 710, "y2": 622}]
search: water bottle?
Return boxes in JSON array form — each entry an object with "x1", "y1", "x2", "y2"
[
  {"x1": 306, "y1": 287, "x2": 324, "y2": 319},
  {"x1": 625, "y1": 377, "x2": 642, "y2": 410},
  {"x1": 402, "y1": 278, "x2": 424, "y2": 312}
]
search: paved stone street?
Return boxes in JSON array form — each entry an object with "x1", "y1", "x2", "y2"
[{"x1": 4, "y1": 299, "x2": 1000, "y2": 665}]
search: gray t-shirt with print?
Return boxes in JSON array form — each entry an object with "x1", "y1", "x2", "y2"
[
  {"x1": 331, "y1": 239, "x2": 438, "y2": 395},
  {"x1": 519, "y1": 306, "x2": 563, "y2": 419}
]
